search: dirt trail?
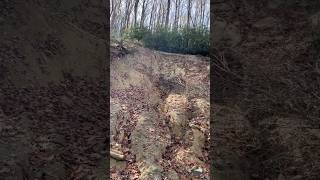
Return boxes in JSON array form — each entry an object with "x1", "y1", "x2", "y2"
[{"x1": 110, "y1": 44, "x2": 210, "y2": 179}]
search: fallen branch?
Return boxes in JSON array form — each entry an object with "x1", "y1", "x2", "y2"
[{"x1": 110, "y1": 148, "x2": 125, "y2": 160}]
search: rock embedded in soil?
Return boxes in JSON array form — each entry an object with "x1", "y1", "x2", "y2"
[
  {"x1": 191, "y1": 98, "x2": 209, "y2": 118},
  {"x1": 190, "y1": 128, "x2": 206, "y2": 159},
  {"x1": 110, "y1": 149, "x2": 125, "y2": 160},
  {"x1": 139, "y1": 163, "x2": 163, "y2": 180},
  {"x1": 164, "y1": 94, "x2": 189, "y2": 140}
]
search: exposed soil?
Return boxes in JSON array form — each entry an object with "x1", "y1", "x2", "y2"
[{"x1": 110, "y1": 43, "x2": 210, "y2": 179}]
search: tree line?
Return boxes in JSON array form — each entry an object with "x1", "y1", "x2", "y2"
[
  {"x1": 110, "y1": 0, "x2": 209, "y2": 55},
  {"x1": 111, "y1": 0, "x2": 209, "y2": 36}
]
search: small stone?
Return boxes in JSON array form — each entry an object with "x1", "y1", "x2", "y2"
[
  {"x1": 139, "y1": 164, "x2": 163, "y2": 180},
  {"x1": 191, "y1": 167, "x2": 203, "y2": 176}
]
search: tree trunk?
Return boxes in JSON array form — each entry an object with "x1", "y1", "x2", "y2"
[
  {"x1": 149, "y1": 1, "x2": 155, "y2": 31},
  {"x1": 174, "y1": 0, "x2": 180, "y2": 29},
  {"x1": 140, "y1": 0, "x2": 147, "y2": 27},
  {"x1": 110, "y1": 0, "x2": 119, "y2": 32},
  {"x1": 165, "y1": 0, "x2": 171, "y2": 28},
  {"x1": 124, "y1": 0, "x2": 132, "y2": 29},
  {"x1": 187, "y1": 0, "x2": 192, "y2": 28},
  {"x1": 133, "y1": 0, "x2": 139, "y2": 27},
  {"x1": 157, "y1": 2, "x2": 162, "y2": 27},
  {"x1": 161, "y1": 1, "x2": 166, "y2": 27},
  {"x1": 200, "y1": 0, "x2": 206, "y2": 27}
]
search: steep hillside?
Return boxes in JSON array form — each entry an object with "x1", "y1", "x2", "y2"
[{"x1": 110, "y1": 44, "x2": 210, "y2": 179}]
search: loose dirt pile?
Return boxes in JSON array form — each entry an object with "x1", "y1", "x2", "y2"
[{"x1": 110, "y1": 44, "x2": 210, "y2": 179}]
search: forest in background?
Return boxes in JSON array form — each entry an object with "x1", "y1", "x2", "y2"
[{"x1": 110, "y1": 0, "x2": 210, "y2": 55}]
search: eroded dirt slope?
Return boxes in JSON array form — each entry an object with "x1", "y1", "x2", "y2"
[{"x1": 110, "y1": 44, "x2": 210, "y2": 179}]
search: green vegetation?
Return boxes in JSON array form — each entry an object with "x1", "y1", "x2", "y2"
[{"x1": 124, "y1": 26, "x2": 209, "y2": 56}]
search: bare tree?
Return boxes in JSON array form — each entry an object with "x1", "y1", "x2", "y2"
[
  {"x1": 140, "y1": 0, "x2": 149, "y2": 27},
  {"x1": 165, "y1": 0, "x2": 171, "y2": 28},
  {"x1": 110, "y1": 0, "x2": 209, "y2": 37},
  {"x1": 187, "y1": 0, "x2": 192, "y2": 28},
  {"x1": 149, "y1": 1, "x2": 156, "y2": 30},
  {"x1": 133, "y1": 0, "x2": 140, "y2": 26},
  {"x1": 157, "y1": 1, "x2": 163, "y2": 27},
  {"x1": 173, "y1": 0, "x2": 181, "y2": 29},
  {"x1": 194, "y1": 0, "x2": 199, "y2": 27},
  {"x1": 124, "y1": 0, "x2": 134, "y2": 29},
  {"x1": 110, "y1": 0, "x2": 122, "y2": 32},
  {"x1": 161, "y1": 1, "x2": 166, "y2": 27},
  {"x1": 200, "y1": 0, "x2": 206, "y2": 27}
]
